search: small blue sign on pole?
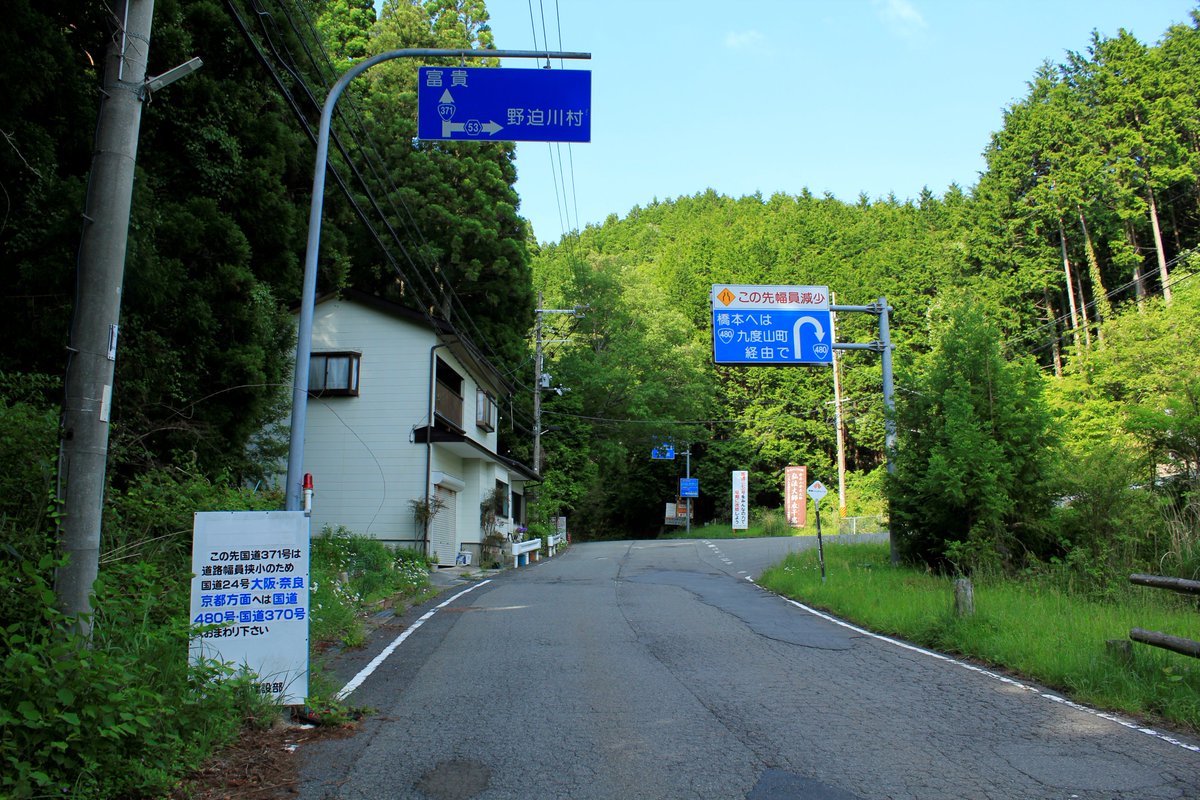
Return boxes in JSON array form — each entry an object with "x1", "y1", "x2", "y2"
[
  {"x1": 651, "y1": 444, "x2": 675, "y2": 460},
  {"x1": 418, "y1": 66, "x2": 591, "y2": 143},
  {"x1": 711, "y1": 285, "x2": 833, "y2": 366},
  {"x1": 680, "y1": 478, "x2": 699, "y2": 498}
]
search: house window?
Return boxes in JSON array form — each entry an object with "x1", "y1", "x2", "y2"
[
  {"x1": 476, "y1": 390, "x2": 497, "y2": 431},
  {"x1": 309, "y1": 352, "x2": 361, "y2": 396},
  {"x1": 494, "y1": 480, "x2": 510, "y2": 518}
]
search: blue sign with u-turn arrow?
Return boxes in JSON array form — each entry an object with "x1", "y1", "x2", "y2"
[
  {"x1": 710, "y1": 284, "x2": 833, "y2": 366},
  {"x1": 417, "y1": 66, "x2": 591, "y2": 143}
]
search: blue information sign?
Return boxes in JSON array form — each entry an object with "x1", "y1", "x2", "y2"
[
  {"x1": 711, "y1": 284, "x2": 833, "y2": 365},
  {"x1": 680, "y1": 478, "x2": 699, "y2": 498},
  {"x1": 651, "y1": 444, "x2": 675, "y2": 460},
  {"x1": 418, "y1": 66, "x2": 591, "y2": 143}
]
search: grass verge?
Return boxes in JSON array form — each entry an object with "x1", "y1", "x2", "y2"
[{"x1": 758, "y1": 541, "x2": 1200, "y2": 733}]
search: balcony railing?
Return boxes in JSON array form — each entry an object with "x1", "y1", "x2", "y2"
[{"x1": 434, "y1": 380, "x2": 463, "y2": 430}]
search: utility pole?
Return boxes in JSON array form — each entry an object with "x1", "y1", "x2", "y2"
[
  {"x1": 684, "y1": 444, "x2": 692, "y2": 536},
  {"x1": 56, "y1": 0, "x2": 156, "y2": 633},
  {"x1": 830, "y1": 301, "x2": 847, "y2": 518},
  {"x1": 532, "y1": 298, "x2": 583, "y2": 476},
  {"x1": 533, "y1": 292, "x2": 545, "y2": 475}
]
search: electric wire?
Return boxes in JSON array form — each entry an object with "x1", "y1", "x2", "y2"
[{"x1": 240, "y1": 0, "x2": 524, "y2": 386}]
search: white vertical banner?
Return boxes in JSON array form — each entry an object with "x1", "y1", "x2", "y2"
[
  {"x1": 732, "y1": 470, "x2": 749, "y2": 530},
  {"x1": 190, "y1": 511, "x2": 311, "y2": 705}
]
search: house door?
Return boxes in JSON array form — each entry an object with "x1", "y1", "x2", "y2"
[{"x1": 430, "y1": 486, "x2": 457, "y2": 565}]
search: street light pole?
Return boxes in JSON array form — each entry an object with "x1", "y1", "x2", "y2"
[{"x1": 284, "y1": 48, "x2": 590, "y2": 510}]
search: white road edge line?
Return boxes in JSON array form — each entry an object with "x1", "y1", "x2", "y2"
[
  {"x1": 744, "y1": 576, "x2": 1200, "y2": 755},
  {"x1": 335, "y1": 580, "x2": 492, "y2": 701}
]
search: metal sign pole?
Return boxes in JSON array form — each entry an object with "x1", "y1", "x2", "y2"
[
  {"x1": 815, "y1": 499, "x2": 826, "y2": 582},
  {"x1": 685, "y1": 445, "x2": 691, "y2": 535},
  {"x1": 831, "y1": 297, "x2": 897, "y2": 563},
  {"x1": 285, "y1": 48, "x2": 590, "y2": 510}
]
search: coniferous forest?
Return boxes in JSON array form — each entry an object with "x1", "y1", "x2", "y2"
[{"x1": 2, "y1": 2, "x2": 1200, "y2": 795}]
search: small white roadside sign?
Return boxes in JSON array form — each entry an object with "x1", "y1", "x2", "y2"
[{"x1": 189, "y1": 511, "x2": 310, "y2": 705}]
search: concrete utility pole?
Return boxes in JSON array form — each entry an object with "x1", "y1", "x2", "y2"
[
  {"x1": 56, "y1": 0, "x2": 156, "y2": 632},
  {"x1": 532, "y1": 299, "x2": 583, "y2": 476},
  {"x1": 830, "y1": 299, "x2": 848, "y2": 518},
  {"x1": 533, "y1": 292, "x2": 545, "y2": 475}
]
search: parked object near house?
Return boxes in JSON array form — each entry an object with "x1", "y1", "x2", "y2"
[{"x1": 290, "y1": 290, "x2": 537, "y2": 564}]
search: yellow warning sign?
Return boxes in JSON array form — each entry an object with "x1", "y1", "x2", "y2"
[{"x1": 716, "y1": 287, "x2": 735, "y2": 306}]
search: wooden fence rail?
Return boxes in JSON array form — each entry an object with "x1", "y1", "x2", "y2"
[{"x1": 1127, "y1": 573, "x2": 1200, "y2": 660}]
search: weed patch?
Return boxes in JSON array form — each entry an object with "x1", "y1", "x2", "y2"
[{"x1": 760, "y1": 541, "x2": 1200, "y2": 732}]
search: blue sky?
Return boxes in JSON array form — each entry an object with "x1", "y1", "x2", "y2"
[{"x1": 389, "y1": 1, "x2": 1198, "y2": 243}]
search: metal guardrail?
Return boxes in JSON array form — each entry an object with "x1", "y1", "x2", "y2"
[{"x1": 1128, "y1": 573, "x2": 1200, "y2": 659}]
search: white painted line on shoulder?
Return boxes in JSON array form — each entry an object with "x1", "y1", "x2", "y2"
[
  {"x1": 336, "y1": 580, "x2": 492, "y2": 701},
  {"x1": 770, "y1": 587, "x2": 1200, "y2": 755}
]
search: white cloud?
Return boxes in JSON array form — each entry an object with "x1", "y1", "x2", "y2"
[
  {"x1": 724, "y1": 30, "x2": 766, "y2": 49},
  {"x1": 873, "y1": 0, "x2": 928, "y2": 39}
]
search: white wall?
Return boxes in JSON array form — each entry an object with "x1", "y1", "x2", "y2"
[
  {"x1": 301, "y1": 298, "x2": 515, "y2": 553},
  {"x1": 304, "y1": 300, "x2": 430, "y2": 547}
]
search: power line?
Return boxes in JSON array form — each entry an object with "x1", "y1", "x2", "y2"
[{"x1": 235, "y1": 0, "x2": 526, "y2": 385}]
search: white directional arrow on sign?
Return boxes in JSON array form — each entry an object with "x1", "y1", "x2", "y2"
[
  {"x1": 792, "y1": 315, "x2": 826, "y2": 360},
  {"x1": 442, "y1": 119, "x2": 505, "y2": 137}
]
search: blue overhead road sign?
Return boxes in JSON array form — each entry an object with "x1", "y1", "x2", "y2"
[
  {"x1": 711, "y1": 284, "x2": 833, "y2": 366},
  {"x1": 418, "y1": 66, "x2": 591, "y2": 143}
]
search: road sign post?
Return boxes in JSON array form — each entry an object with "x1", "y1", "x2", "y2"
[
  {"x1": 285, "y1": 48, "x2": 589, "y2": 515},
  {"x1": 808, "y1": 480, "x2": 829, "y2": 581}
]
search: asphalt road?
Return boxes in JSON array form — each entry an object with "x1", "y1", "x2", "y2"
[{"x1": 296, "y1": 537, "x2": 1200, "y2": 799}]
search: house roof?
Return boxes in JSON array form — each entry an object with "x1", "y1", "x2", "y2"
[
  {"x1": 412, "y1": 425, "x2": 540, "y2": 482},
  {"x1": 312, "y1": 289, "x2": 514, "y2": 397}
]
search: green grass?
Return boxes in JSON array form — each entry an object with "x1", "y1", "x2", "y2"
[{"x1": 759, "y1": 542, "x2": 1200, "y2": 732}]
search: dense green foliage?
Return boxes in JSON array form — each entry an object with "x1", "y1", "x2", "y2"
[
  {"x1": 889, "y1": 300, "x2": 1056, "y2": 569},
  {"x1": 523, "y1": 14, "x2": 1200, "y2": 570},
  {"x1": 4, "y1": 0, "x2": 1200, "y2": 792}
]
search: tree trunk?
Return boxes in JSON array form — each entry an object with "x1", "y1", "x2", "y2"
[
  {"x1": 1073, "y1": 262, "x2": 1092, "y2": 354},
  {"x1": 1146, "y1": 185, "x2": 1172, "y2": 303},
  {"x1": 1126, "y1": 220, "x2": 1147, "y2": 310},
  {"x1": 1077, "y1": 207, "x2": 1110, "y2": 345},
  {"x1": 1043, "y1": 289, "x2": 1062, "y2": 377},
  {"x1": 1057, "y1": 216, "x2": 1082, "y2": 357}
]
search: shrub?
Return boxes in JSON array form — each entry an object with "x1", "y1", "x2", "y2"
[
  {"x1": 755, "y1": 507, "x2": 790, "y2": 537},
  {"x1": 0, "y1": 557, "x2": 266, "y2": 799},
  {"x1": 310, "y1": 526, "x2": 432, "y2": 646}
]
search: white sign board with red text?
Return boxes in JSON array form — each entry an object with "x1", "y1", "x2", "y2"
[
  {"x1": 732, "y1": 470, "x2": 749, "y2": 530},
  {"x1": 189, "y1": 511, "x2": 310, "y2": 705}
]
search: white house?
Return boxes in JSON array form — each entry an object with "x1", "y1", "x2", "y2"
[{"x1": 296, "y1": 290, "x2": 537, "y2": 564}]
